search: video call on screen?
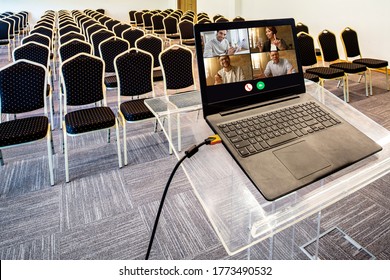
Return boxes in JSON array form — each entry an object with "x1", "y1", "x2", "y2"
[{"x1": 201, "y1": 25, "x2": 299, "y2": 87}]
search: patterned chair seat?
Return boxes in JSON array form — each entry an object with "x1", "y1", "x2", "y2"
[
  {"x1": 0, "y1": 116, "x2": 48, "y2": 146},
  {"x1": 104, "y1": 75, "x2": 117, "y2": 88},
  {"x1": 303, "y1": 72, "x2": 320, "y2": 83},
  {"x1": 353, "y1": 58, "x2": 388, "y2": 69},
  {"x1": 306, "y1": 67, "x2": 344, "y2": 79},
  {"x1": 330, "y1": 62, "x2": 366, "y2": 74},
  {"x1": 120, "y1": 99, "x2": 155, "y2": 122},
  {"x1": 65, "y1": 106, "x2": 115, "y2": 134}
]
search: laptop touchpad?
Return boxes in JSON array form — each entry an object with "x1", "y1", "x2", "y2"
[{"x1": 273, "y1": 141, "x2": 331, "y2": 180}]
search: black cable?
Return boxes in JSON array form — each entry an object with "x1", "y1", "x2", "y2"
[{"x1": 145, "y1": 139, "x2": 210, "y2": 260}]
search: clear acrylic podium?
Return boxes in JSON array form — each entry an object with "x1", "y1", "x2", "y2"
[{"x1": 145, "y1": 81, "x2": 390, "y2": 258}]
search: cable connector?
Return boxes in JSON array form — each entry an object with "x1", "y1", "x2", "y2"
[{"x1": 206, "y1": 134, "x2": 222, "y2": 145}]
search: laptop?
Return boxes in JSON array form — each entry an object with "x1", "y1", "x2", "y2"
[{"x1": 194, "y1": 18, "x2": 382, "y2": 201}]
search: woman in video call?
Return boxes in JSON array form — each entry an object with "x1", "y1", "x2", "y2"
[
  {"x1": 257, "y1": 26, "x2": 288, "y2": 52},
  {"x1": 214, "y1": 55, "x2": 245, "y2": 84}
]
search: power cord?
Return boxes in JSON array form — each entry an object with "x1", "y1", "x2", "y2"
[{"x1": 145, "y1": 135, "x2": 221, "y2": 260}]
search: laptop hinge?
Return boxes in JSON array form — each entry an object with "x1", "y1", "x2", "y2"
[{"x1": 220, "y1": 95, "x2": 300, "y2": 116}]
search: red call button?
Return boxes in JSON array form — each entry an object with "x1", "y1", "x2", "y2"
[{"x1": 245, "y1": 83, "x2": 253, "y2": 92}]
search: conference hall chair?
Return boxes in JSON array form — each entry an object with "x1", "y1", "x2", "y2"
[
  {"x1": 98, "y1": 37, "x2": 130, "y2": 88},
  {"x1": 105, "y1": 19, "x2": 121, "y2": 31},
  {"x1": 91, "y1": 29, "x2": 115, "y2": 57},
  {"x1": 134, "y1": 11, "x2": 144, "y2": 28},
  {"x1": 60, "y1": 53, "x2": 122, "y2": 182},
  {"x1": 0, "y1": 60, "x2": 54, "y2": 186},
  {"x1": 122, "y1": 27, "x2": 144, "y2": 48},
  {"x1": 1, "y1": 17, "x2": 16, "y2": 49},
  {"x1": 86, "y1": 24, "x2": 107, "y2": 43},
  {"x1": 232, "y1": 16, "x2": 245, "y2": 22},
  {"x1": 59, "y1": 24, "x2": 81, "y2": 37},
  {"x1": 297, "y1": 32, "x2": 346, "y2": 99},
  {"x1": 135, "y1": 34, "x2": 164, "y2": 81},
  {"x1": 151, "y1": 14, "x2": 165, "y2": 37},
  {"x1": 341, "y1": 27, "x2": 389, "y2": 95},
  {"x1": 159, "y1": 44, "x2": 201, "y2": 152},
  {"x1": 178, "y1": 20, "x2": 195, "y2": 47},
  {"x1": 13, "y1": 42, "x2": 54, "y2": 125},
  {"x1": 318, "y1": 29, "x2": 368, "y2": 102},
  {"x1": 59, "y1": 31, "x2": 86, "y2": 46},
  {"x1": 142, "y1": 12, "x2": 154, "y2": 33},
  {"x1": 113, "y1": 23, "x2": 131, "y2": 37},
  {"x1": 128, "y1": 10, "x2": 137, "y2": 26},
  {"x1": 114, "y1": 48, "x2": 156, "y2": 165},
  {"x1": 163, "y1": 16, "x2": 180, "y2": 45},
  {"x1": 0, "y1": 19, "x2": 12, "y2": 61}
]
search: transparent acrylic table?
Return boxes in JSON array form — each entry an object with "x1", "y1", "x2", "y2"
[{"x1": 145, "y1": 81, "x2": 390, "y2": 257}]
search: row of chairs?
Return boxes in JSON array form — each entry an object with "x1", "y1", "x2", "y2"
[
  {"x1": 296, "y1": 23, "x2": 388, "y2": 102},
  {"x1": 0, "y1": 11, "x2": 29, "y2": 60},
  {"x1": 1, "y1": 9, "x2": 199, "y2": 185}
]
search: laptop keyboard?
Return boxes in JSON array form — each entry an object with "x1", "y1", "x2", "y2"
[{"x1": 218, "y1": 102, "x2": 341, "y2": 157}]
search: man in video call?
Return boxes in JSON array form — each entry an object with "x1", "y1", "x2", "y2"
[
  {"x1": 203, "y1": 30, "x2": 237, "y2": 58},
  {"x1": 214, "y1": 55, "x2": 245, "y2": 85},
  {"x1": 264, "y1": 50, "x2": 295, "y2": 77}
]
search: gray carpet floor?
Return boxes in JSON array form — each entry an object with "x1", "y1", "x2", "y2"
[{"x1": 1, "y1": 34, "x2": 389, "y2": 260}]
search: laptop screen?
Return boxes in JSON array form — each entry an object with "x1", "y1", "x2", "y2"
[{"x1": 194, "y1": 18, "x2": 305, "y2": 117}]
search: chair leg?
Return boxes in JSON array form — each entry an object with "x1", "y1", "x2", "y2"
[
  {"x1": 115, "y1": 118, "x2": 122, "y2": 168},
  {"x1": 0, "y1": 149, "x2": 4, "y2": 166},
  {"x1": 122, "y1": 118, "x2": 128, "y2": 166},
  {"x1": 177, "y1": 113, "x2": 181, "y2": 152},
  {"x1": 107, "y1": 128, "x2": 111, "y2": 143},
  {"x1": 385, "y1": 67, "x2": 389, "y2": 91},
  {"x1": 47, "y1": 125, "x2": 55, "y2": 186},
  {"x1": 63, "y1": 122, "x2": 70, "y2": 183},
  {"x1": 364, "y1": 72, "x2": 369, "y2": 97},
  {"x1": 344, "y1": 75, "x2": 349, "y2": 103}
]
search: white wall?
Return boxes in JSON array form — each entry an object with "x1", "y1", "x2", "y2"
[{"x1": 3, "y1": 0, "x2": 390, "y2": 62}]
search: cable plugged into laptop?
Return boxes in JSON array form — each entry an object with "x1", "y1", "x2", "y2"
[{"x1": 145, "y1": 135, "x2": 221, "y2": 260}]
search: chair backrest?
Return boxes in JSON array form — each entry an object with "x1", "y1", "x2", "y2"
[
  {"x1": 232, "y1": 16, "x2": 245, "y2": 22},
  {"x1": 135, "y1": 34, "x2": 163, "y2": 68},
  {"x1": 0, "y1": 20, "x2": 10, "y2": 40},
  {"x1": 142, "y1": 12, "x2": 153, "y2": 30},
  {"x1": 114, "y1": 23, "x2": 131, "y2": 37},
  {"x1": 105, "y1": 19, "x2": 120, "y2": 31},
  {"x1": 59, "y1": 39, "x2": 92, "y2": 63},
  {"x1": 215, "y1": 17, "x2": 229, "y2": 23},
  {"x1": 341, "y1": 27, "x2": 362, "y2": 59},
  {"x1": 296, "y1": 32, "x2": 318, "y2": 67},
  {"x1": 0, "y1": 60, "x2": 47, "y2": 115},
  {"x1": 91, "y1": 29, "x2": 115, "y2": 56},
  {"x1": 129, "y1": 10, "x2": 137, "y2": 24},
  {"x1": 99, "y1": 37, "x2": 130, "y2": 72},
  {"x1": 296, "y1": 22, "x2": 309, "y2": 34},
  {"x1": 122, "y1": 28, "x2": 144, "y2": 48},
  {"x1": 178, "y1": 20, "x2": 194, "y2": 40},
  {"x1": 213, "y1": 14, "x2": 223, "y2": 22},
  {"x1": 114, "y1": 48, "x2": 154, "y2": 101},
  {"x1": 2, "y1": 17, "x2": 15, "y2": 35},
  {"x1": 59, "y1": 24, "x2": 81, "y2": 36},
  {"x1": 151, "y1": 14, "x2": 165, "y2": 32},
  {"x1": 135, "y1": 11, "x2": 144, "y2": 27},
  {"x1": 159, "y1": 45, "x2": 195, "y2": 92},
  {"x1": 163, "y1": 16, "x2": 178, "y2": 35},
  {"x1": 86, "y1": 24, "x2": 106, "y2": 43},
  {"x1": 13, "y1": 42, "x2": 50, "y2": 70},
  {"x1": 318, "y1": 29, "x2": 340, "y2": 63},
  {"x1": 197, "y1": 18, "x2": 212, "y2": 24},
  {"x1": 61, "y1": 53, "x2": 105, "y2": 107},
  {"x1": 59, "y1": 31, "x2": 86, "y2": 45},
  {"x1": 35, "y1": 21, "x2": 52, "y2": 30},
  {"x1": 82, "y1": 19, "x2": 98, "y2": 35},
  {"x1": 30, "y1": 26, "x2": 53, "y2": 41},
  {"x1": 22, "y1": 33, "x2": 51, "y2": 48},
  {"x1": 180, "y1": 15, "x2": 193, "y2": 22}
]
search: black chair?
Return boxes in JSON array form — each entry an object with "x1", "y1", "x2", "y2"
[
  {"x1": 13, "y1": 42, "x2": 54, "y2": 125},
  {"x1": 90, "y1": 29, "x2": 115, "y2": 57},
  {"x1": 105, "y1": 19, "x2": 120, "y2": 31},
  {"x1": 341, "y1": 27, "x2": 389, "y2": 95},
  {"x1": 159, "y1": 45, "x2": 201, "y2": 152},
  {"x1": 99, "y1": 37, "x2": 130, "y2": 88},
  {"x1": 0, "y1": 60, "x2": 54, "y2": 186},
  {"x1": 142, "y1": 12, "x2": 153, "y2": 32},
  {"x1": 297, "y1": 32, "x2": 346, "y2": 99},
  {"x1": 86, "y1": 24, "x2": 106, "y2": 43},
  {"x1": 59, "y1": 24, "x2": 81, "y2": 37},
  {"x1": 318, "y1": 29, "x2": 368, "y2": 102},
  {"x1": 59, "y1": 31, "x2": 86, "y2": 46},
  {"x1": 129, "y1": 10, "x2": 137, "y2": 26},
  {"x1": 60, "y1": 53, "x2": 122, "y2": 182},
  {"x1": 135, "y1": 34, "x2": 164, "y2": 81},
  {"x1": 163, "y1": 16, "x2": 180, "y2": 45},
  {"x1": 232, "y1": 16, "x2": 245, "y2": 22},
  {"x1": 30, "y1": 26, "x2": 56, "y2": 79},
  {"x1": 114, "y1": 48, "x2": 156, "y2": 165},
  {"x1": 98, "y1": 15, "x2": 111, "y2": 25},
  {"x1": 151, "y1": 14, "x2": 165, "y2": 36},
  {"x1": 296, "y1": 22, "x2": 309, "y2": 34},
  {"x1": 134, "y1": 11, "x2": 144, "y2": 28},
  {"x1": 0, "y1": 19, "x2": 12, "y2": 61},
  {"x1": 215, "y1": 17, "x2": 229, "y2": 23},
  {"x1": 96, "y1": 9, "x2": 105, "y2": 14},
  {"x1": 178, "y1": 20, "x2": 195, "y2": 47},
  {"x1": 113, "y1": 23, "x2": 131, "y2": 37},
  {"x1": 1, "y1": 17, "x2": 15, "y2": 49},
  {"x1": 82, "y1": 19, "x2": 99, "y2": 36},
  {"x1": 122, "y1": 27, "x2": 144, "y2": 48}
]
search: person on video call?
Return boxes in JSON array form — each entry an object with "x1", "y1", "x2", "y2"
[
  {"x1": 214, "y1": 55, "x2": 245, "y2": 85},
  {"x1": 203, "y1": 30, "x2": 237, "y2": 57},
  {"x1": 264, "y1": 51, "x2": 295, "y2": 77},
  {"x1": 257, "y1": 26, "x2": 288, "y2": 52}
]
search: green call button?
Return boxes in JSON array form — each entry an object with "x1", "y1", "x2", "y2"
[{"x1": 257, "y1": 81, "x2": 265, "y2": 90}]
